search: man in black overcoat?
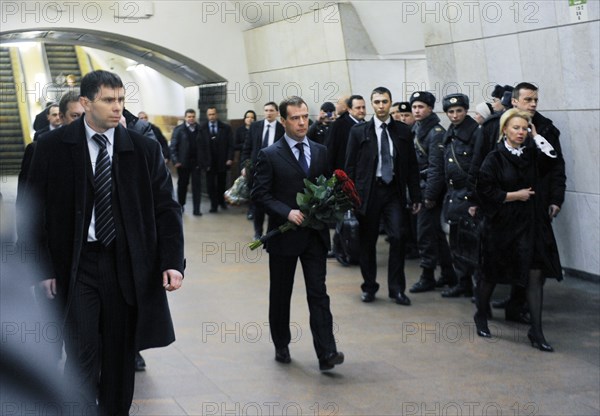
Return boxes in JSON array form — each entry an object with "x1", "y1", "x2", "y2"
[
  {"x1": 21, "y1": 70, "x2": 184, "y2": 415},
  {"x1": 345, "y1": 86, "x2": 422, "y2": 305},
  {"x1": 198, "y1": 106, "x2": 234, "y2": 212},
  {"x1": 251, "y1": 96, "x2": 344, "y2": 371},
  {"x1": 170, "y1": 108, "x2": 202, "y2": 215},
  {"x1": 327, "y1": 94, "x2": 366, "y2": 171},
  {"x1": 408, "y1": 91, "x2": 456, "y2": 293}
]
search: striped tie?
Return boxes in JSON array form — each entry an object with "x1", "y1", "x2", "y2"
[{"x1": 92, "y1": 134, "x2": 115, "y2": 246}]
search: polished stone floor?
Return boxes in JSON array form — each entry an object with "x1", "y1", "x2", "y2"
[{"x1": 2, "y1": 176, "x2": 599, "y2": 416}]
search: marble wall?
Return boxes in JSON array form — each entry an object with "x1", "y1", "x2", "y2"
[
  {"x1": 422, "y1": 0, "x2": 600, "y2": 277},
  {"x1": 243, "y1": 3, "x2": 427, "y2": 116}
]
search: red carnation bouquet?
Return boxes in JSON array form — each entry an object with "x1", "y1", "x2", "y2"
[{"x1": 249, "y1": 169, "x2": 361, "y2": 250}]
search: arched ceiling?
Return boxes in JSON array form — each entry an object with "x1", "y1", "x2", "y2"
[{"x1": 0, "y1": 28, "x2": 224, "y2": 87}]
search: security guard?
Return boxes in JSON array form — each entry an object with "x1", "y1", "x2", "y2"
[
  {"x1": 440, "y1": 93, "x2": 480, "y2": 298},
  {"x1": 408, "y1": 91, "x2": 457, "y2": 293}
]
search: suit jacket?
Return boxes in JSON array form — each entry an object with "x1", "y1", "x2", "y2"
[
  {"x1": 22, "y1": 117, "x2": 184, "y2": 350},
  {"x1": 345, "y1": 118, "x2": 421, "y2": 216},
  {"x1": 198, "y1": 120, "x2": 234, "y2": 172},
  {"x1": 327, "y1": 112, "x2": 357, "y2": 171},
  {"x1": 241, "y1": 119, "x2": 285, "y2": 166},
  {"x1": 251, "y1": 137, "x2": 330, "y2": 256}
]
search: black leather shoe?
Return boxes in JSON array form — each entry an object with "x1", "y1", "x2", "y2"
[
  {"x1": 247, "y1": 213, "x2": 254, "y2": 220},
  {"x1": 394, "y1": 293, "x2": 411, "y2": 306},
  {"x1": 209, "y1": 208, "x2": 217, "y2": 213},
  {"x1": 253, "y1": 234, "x2": 262, "y2": 241},
  {"x1": 327, "y1": 250, "x2": 336, "y2": 258},
  {"x1": 527, "y1": 329, "x2": 554, "y2": 352},
  {"x1": 473, "y1": 313, "x2": 492, "y2": 338},
  {"x1": 275, "y1": 347, "x2": 291, "y2": 363},
  {"x1": 135, "y1": 352, "x2": 146, "y2": 371},
  {"x1": 491, "y1": 296, "x2": 510, "y2": 309},
  {"x1": 361, "y1": 292, "x2": 375, "y2": 303},
  {"x1": 441, "y1": 285, "x2": 473, "y2": 298},
  {"x1": 193, "y1": 210, "x2": 202, "y2": 216},
  {"x1": 319, "y1": 351, "x2": 344, "y2": 371},
  {"x1": 409, "y1": 279, "x2": 436, "y2": 293}
]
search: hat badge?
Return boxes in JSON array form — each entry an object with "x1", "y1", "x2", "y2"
[
  {"x1": 413, "y1": 92, "x2": 420, "y2": 98},
  {"x1": 450, "y1": 97, "x2": 457, "y2": 104}
]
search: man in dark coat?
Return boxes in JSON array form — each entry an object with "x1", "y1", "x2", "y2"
[
  {"x1": 327, "y1": 94, "x2": 366, "y2": 171},
  {"x1": 511, "y1": 82, "x2": 566, "y2": 218},
  {"x1": 199, "y1": 107, "x2": 234, "y2": 212},
  {"x1": 170, "y1": 109, "x2": 202, "y2": 215},
  {"x1": 33, "y1": 103, "x2": 61, "y2": 141},
  {"x1": 408, "y1": 91, "x2": 457, "y2": 293},
  {"x1": 439, "y1": 93, "x2": 480, "y2": 298},
  {"x1": 345, "y1": 86, "x2": 421, "y2": 305},
  {"x1": 242, "y1": 102, "x2": 285, "y2": 239},
  {"x1": 251, "y1": 96, "x2": 344, "y2": 371},
  {"x1": 21, "y1": 70, "x2": 184, "y2": 415}
]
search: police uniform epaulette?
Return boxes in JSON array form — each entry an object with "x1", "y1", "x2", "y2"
[{"x1": 435, "y1": 127, "x2": 443, "y2": 131}]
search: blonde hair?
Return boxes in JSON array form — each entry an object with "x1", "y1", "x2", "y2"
[{"x1": 498, "y1": 108, "x2": 531, "y2": 142}]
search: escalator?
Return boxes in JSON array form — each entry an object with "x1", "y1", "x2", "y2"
[{"x1": 0, "y1": 47, "x2": 25, "y2": 175}]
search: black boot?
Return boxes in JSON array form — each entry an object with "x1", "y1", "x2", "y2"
[
  {"x1": 441, "y1": 284, "x2": 473, "y2": 298},
  {"x1": 409, "y1": 268, "x2": 436, "y2": 293}
]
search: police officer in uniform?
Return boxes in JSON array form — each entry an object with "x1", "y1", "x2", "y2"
[
  {"x1": 408, "y1": 91, "x2": 457, "y2": 293},
  {"x1": 440, "y1": 93, "x2": 480, "y2": 298}
]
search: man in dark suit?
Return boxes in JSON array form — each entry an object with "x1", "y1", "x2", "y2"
[
  {"x1": 345, "y1": 86, "x2": 422, "y2": 305},
  {"x1": 199, "y1": 107, "x2": 234, "y2": 212},
  {"x1": 33, "y1": 103, "x2": 61, "y2": 141},
  {"x1": 327, "y1": 94, "x2": 366, "y2": 171},
  {"x1": 251, "y1": 96, "x2": 344, "y2": 371},
  {"x1": 22, "y1": 70, "x2": 184, "y2": 415},
  {"x1": 242, "y1": 101, "x2": 285, "y2": 238},
  {"x1": 170, "y1": 109, "x2": 202, "y2": 215}
]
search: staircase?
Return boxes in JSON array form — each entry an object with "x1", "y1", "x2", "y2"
[
  {"x1": 44, "y1": 44, "x2": 82, "y2": 85},
  {"x1": 0, "y1": 47, "x2": 25, "y2": 175}
]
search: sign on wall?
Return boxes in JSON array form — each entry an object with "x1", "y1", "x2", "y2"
[{"x1": 569, "y1": 0, "x2": 588, "y2": 22}]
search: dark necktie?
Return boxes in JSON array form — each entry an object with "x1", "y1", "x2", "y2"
[
  {"x1": 92, "y1": 134, "x2": 115, "y2": 246},
  {"x1": 262, "y1": 124, "x2": 270, "y2": 148},
  {"x1": 295, "y1": 142, "x2": 309, "y2": 176},
  {"x1": 211, "y1": 123, "x2": 217, "y2": 136},
  {"x1": 380, "y1": 123, "x2": 393, "y2": 184}
]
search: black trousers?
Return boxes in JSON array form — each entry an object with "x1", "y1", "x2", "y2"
[
  {"x1": 176, "y1": 166, "x2": 202, "y2": 212},
  {"x1": 357, "y1": 180, "x2": 406, "y2": 296},
  {"x1": 268, "y1": 232, "x2": 336, "y2": 359},
  {"x1": 64, "y1": 242, "x2": 136, "y2": 416},
  {"x1": 416, "y1": 203, "x2": 453, "y2": 272},
  {"x1": 206, "y1": 169, "x2": 227, "y2": 210}
]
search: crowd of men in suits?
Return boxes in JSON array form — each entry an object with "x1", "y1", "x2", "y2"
[
  {"x1": 234, "y1": 83, "x2": 564, "y2": 327},
  {"x1": 18, "y1": 74, "x2": 564, "y2": 411}
]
